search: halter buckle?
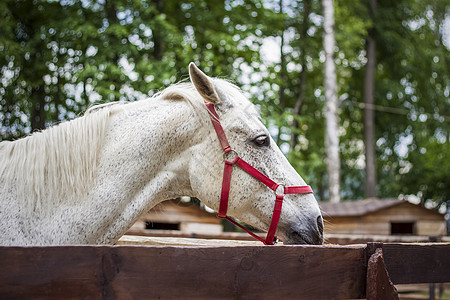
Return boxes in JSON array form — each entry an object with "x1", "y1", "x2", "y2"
[
  {"x1": 223, "y1": 149, "x2": 239, "y2": 164},
  {"x1": 274, "y1": 184, "x2": 285, "y2": 197}
]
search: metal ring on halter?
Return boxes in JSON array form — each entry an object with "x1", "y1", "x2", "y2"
[
  {"x1": 223, "y1": 149, "x2": 239, "y2": 164},
  {"x1": 274, "y1": 184, "x2": 285, "y2": 196}
]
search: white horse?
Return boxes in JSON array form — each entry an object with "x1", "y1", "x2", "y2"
[{"x1": 0, "y1": 63, "x2": 323, "y2": 246}]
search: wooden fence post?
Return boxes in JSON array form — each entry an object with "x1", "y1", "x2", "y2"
[{"x1": 366, "y1": 247, "x2": 398, "y2": 300}]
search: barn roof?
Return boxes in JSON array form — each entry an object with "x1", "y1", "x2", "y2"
[{"x1": 319, "y1": 198, "x2": 411, "y2": 217}]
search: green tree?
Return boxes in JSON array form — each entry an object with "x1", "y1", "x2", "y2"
[
  {"x1": 0, "y1": 0, "x2": 275, "y2": 140},
  {"x1": 335, "y1": 0, "x2": 449, "y2": 207},
  {"x1": 1, "y1": 0, "x2": 448, "y2": 209}
]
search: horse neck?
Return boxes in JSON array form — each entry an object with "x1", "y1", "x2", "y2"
[{"x1": 89, "y1": 98, "x2": 205, "y2": 243}]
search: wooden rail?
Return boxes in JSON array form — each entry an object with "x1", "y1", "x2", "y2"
[
  {"x1": 0, "y1": 242, "x2": 448, "y2": 299},
  {"x1": 382, "y1": 243, "x2": 450, "y2": 284}
]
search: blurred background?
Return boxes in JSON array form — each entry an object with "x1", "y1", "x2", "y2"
[{"x1": 0, "y1": 0, "x2": 448, "y2": 212}]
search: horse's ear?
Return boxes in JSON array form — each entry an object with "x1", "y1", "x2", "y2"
[{"x1": 189, "y1": 62, "x2": 220, "y2": 104}]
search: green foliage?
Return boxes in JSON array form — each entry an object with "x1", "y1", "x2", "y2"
[{"x1": 0, "y1": 0, "x2": 448, "y2": 208}]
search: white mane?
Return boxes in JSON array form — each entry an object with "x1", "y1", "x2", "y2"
[
  {"x1": 0, "y1": 79, "x2": 241, "y2": 215},
  {"x1": 0, "y1": 106, "x2": 119, "y2": 214}
]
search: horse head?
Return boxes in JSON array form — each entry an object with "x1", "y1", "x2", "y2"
[{"x1": 187, "y1": 63, "x2": 323, "y2": 245}]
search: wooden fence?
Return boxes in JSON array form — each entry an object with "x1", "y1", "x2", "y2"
[{"x1": 0, "y1": 242, "x2": 449, "y2": 299}]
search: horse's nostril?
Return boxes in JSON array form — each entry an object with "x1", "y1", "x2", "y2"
[{"x1": 317, "y1": 215, "x2": 324, "y2": 235}]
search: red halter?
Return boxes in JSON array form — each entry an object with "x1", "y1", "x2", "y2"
[{"x1": 205, "y1": 102, "x2": 313, "y2": 245}]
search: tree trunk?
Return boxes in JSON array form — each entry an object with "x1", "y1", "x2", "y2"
[
  {"x1": 279, "y1": 0, "x2": 286, "y2": 110},
  {"x1": 152, "y1": 0, "x2": 164, "y2": 61},
  {"x1": 290, "y1": 0, "x2": 311, "y2": 150},
  {"x1": 323, "y1": 0, "x2": 340, "y2": 203},
  {"x1": 277, "y1": 0, "x2": 286, "y2": 146},
  {"x1": 30, "y1": 86, "x2": 46, "y2": 131},
  {"x1": 363, "y1": 0, "x2": 377, "y2": 198},
  {"x1": 290, "y1": 65, "x2": 306, "y2": 150}
]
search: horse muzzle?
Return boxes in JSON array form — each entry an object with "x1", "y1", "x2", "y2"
[{"x1": 282, "y1": 215, "x2": 324, "y2": 245}]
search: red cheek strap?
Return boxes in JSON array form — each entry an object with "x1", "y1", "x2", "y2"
[{"x1": 205, "y1": 102, "x2": 313, "y2": 245}]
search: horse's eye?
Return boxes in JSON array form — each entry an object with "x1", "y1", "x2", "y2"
[{"x1": 253, "y1": 135, "x2": 270, "y2": 147}]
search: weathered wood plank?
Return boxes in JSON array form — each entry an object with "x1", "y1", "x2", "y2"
[
  {"x1": 366, "y1": 248, "x2": 398, "y2": 300},
  {"x1": 0, "y1": 246, "x2": 103, "y2": 299},
  {"x1": 0, "y1": 245, "x2": 366, "y2": 299},
  {"x1": 117, "y1": 235, "x2": 262, "y2": 246},
  {"x1": 382, "y1": 243, "x2": 450, "y2": 284}
]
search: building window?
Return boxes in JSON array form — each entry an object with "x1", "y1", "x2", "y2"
[
  {"x1": 145, "y1": 221, "x2": 180, "y2": 231},
  {"x1": 391, "y1": 222, "x2": 415, "y2": 235}
]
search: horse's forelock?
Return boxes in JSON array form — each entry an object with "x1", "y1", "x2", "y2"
[{"x1": 159, "y1": 79, "x2": 249, "y2": 118}]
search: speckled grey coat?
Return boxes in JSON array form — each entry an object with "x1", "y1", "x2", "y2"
[{"x1": 0, "y1": 63, "x2": 323, "y2": 246}]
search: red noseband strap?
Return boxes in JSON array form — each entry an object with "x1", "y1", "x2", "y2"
[{"x1": 205, "y1": 102, "x2": 313, "y2": 245}]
